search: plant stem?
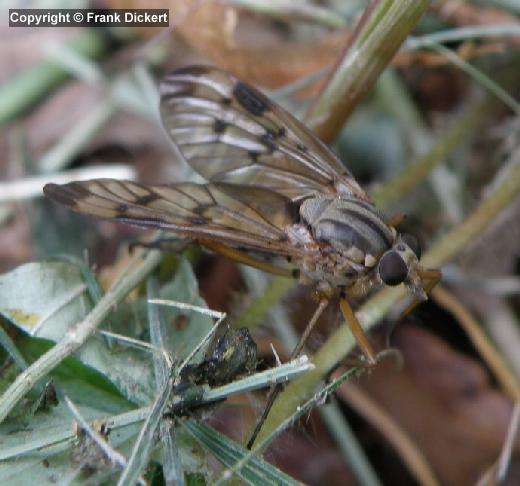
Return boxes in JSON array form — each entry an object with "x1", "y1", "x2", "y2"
[{"x1": 305, "y1": 0, "x2": 431, "y2": 143}]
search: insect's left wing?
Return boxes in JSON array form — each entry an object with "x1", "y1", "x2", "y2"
[
  {"x1": 44, "y1": 179, "x2": 301, "y2": 256},
  {"x1": 160, "y1": 66, "x2": 370, "y2": 203}
]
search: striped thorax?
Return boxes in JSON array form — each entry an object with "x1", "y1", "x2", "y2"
[{"x1": 287, "y1": 196, "x2": 389, "y2": 287}]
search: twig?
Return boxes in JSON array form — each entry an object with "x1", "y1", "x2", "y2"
[
  {"x1": 204, "y1": 356, "x2": 314, "y2": 403},
  {"x1": 406, "y1": 25, "x2": 520, "y2": 49},
  {"x1": 116, "y1": 377, "x2": 173, "y2": 486},
  {"x1": 64, "y1": 396, "x2": 147, "y2": 486},
  {"x1": 147, "y1": 277, "x2": 185, "y2": 486},
  {"x1": 428, "y1": 42, "x2": 520, "y2": 114}
]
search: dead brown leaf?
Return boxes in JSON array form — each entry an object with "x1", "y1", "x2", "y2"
[{"x1": 353, "y1": 325, "x2": 519, "y2": 484}]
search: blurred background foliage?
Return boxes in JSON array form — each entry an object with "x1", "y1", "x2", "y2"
[{"x1": 1, "y1": 0, "x2": 520, "y2": 484}]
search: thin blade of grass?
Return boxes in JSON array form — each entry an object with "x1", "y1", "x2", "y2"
[{"x1": 181, "y1": 420, "x2": 303, "y2": 486}]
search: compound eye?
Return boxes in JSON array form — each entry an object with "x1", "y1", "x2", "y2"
[
  {"x1": 379, "y1": 251, "x2": 408, "y2": 286},
  {"x1": 401, "y1": 233, "x2": 421, "y2": 259}
]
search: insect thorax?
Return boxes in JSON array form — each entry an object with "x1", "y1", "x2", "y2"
[{"x1": 293, "y1": 196, "x2": 395, "y2": 287}]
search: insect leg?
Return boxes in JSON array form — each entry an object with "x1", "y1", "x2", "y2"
[
  {"x1": 199, "y1": 240, "x2": 297, "y2": 278},
  {"x1": 418, "y1": 268, "x2": 442, "y2": 294},
  {"x1": 402, "y1": 268, "x2": 442, "y2": 317},
  {"x1": 339, "y1": 294, "x2": 377, "y2": 365},
  {"x1": 246, "y1": 298, "x2": 329, "y2": 450}
]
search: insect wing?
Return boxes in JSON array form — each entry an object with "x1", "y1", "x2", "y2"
[
  {"x1": 43, "y1": 179, "x2": 300, "y2": 256},
  {"x1": 160, "y1": 66, "x2": 370, "y2": 202}
]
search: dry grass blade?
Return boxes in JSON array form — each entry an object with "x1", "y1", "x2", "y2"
[
  {"x1": 476, "y1": 403, "x2": 520, "y2": 486},
  {"x1": 338, "y1": 383, "x2": 440, "y2": 486},
  {"x1": 431, "y1": 286, "x2": 520, "y2": 404}
]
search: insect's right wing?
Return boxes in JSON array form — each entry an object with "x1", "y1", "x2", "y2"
[
  {"x1": 160, "y1": 66, "x2": 370, "y2": 203},
  {"x1": 43, "y1": 179, "x2": 302, "y2": 257}
]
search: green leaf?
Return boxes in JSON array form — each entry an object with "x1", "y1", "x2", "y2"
[
  {"x1": 0, "y1": 260, "x2": 155, "y2": 405},
  {"x1": 0, "y1": 257, "x2": 221, "y2": 481},
  {"x1": 0, "y1": 400, "x2": 142, "y2": 483},
  {"x1": 0, "y1": 261, "x2": 90, "y2": 337},
  {"x1": 182, "y1": 421, "x2": 303, "y2": 486},
  {"x1": 17, "y1": 334, "x2": 133, "y2": 414}
]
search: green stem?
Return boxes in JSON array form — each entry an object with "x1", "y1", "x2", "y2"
[{"x1": 305, "y1": 0, "x2": 431, "y2": 143}]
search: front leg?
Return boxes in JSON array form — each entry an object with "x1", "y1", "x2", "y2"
[
  {"x1": 402, "y1": 268, "x2": 442, "y2": 316},
  {"x1": 339, "y1": 292, "x2": 377, "y2": 365}
]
